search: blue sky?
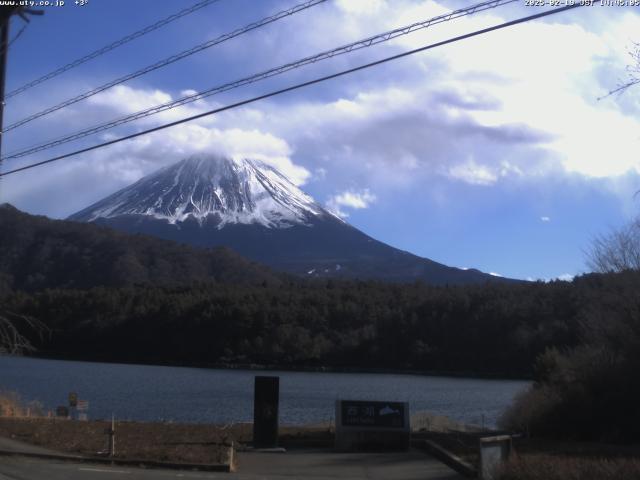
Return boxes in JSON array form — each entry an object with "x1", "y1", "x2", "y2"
[{"x1": 1, "y1": 0, "x2": 639, "y2": 281}]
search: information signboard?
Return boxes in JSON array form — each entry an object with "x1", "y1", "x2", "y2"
[
  {"x1": 340, "y1": 400, "x2": 406, "y2": 428},
  {"x1": 335, "y1": 399, "x2": 410, "y2": 451}
]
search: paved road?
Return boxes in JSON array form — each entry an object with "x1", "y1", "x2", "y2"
[
  {"x1": 236, "y1": 449, "x2": 463, "y2": 479},
  {"x1": 0, "y1": 456, "x2": 222, "y2": 480},
  {"x1": 0, "y1": 450, "x2": 464, "y2": 480},
  {"x1": 0, "y1": 435, "x2": 68, "y2": 455}
]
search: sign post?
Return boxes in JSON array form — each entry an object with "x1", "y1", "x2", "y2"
[
  {"x1": 68, "y1": 392, "x2": 78, "y2": 420},
  {"x1": 76, "y1": 399, "x2": 89, "y2": 421},
  {"x1": 105, "y1": 414, "x2": 115, "y2": 457},
  {"x1": 55, "y1": 406, "x2": 69, "y2": 418},
  {"x1": 253, "y1": 376, "x2": 279, "y2": 448},
  {"x1": 335, "y1": 399, "x2": 410, "y2": 451}
]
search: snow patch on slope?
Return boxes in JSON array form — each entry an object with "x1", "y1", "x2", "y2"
[{"x1": 69, "y1": 155, "x2": 336, "y2": 229}]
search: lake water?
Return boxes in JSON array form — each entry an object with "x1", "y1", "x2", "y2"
[{"x1": 1, "y1": 356, "x2": 528, "y2": 428}]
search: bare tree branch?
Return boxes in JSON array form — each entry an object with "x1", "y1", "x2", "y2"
[
  {"x1": 598, "y1": 42, "x2": 640, "y2": 100},
  {"x1": 586, "y1": 218, "x2": 640, "y2": 273},
  {"x1": 0, "y1": 310, "x2": 49, "y2": 355}
]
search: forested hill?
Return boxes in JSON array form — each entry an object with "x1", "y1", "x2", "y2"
[
  {"x1": 0, "y1": 204, "x2": 279, "y2": 291},
  {"x1": 6, "y1": 268, "x2": 639, "y2": 377}
]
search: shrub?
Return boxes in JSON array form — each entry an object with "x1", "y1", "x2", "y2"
[
  {"x1": 497, "y1": 455, "x2": 640, "y2": 480},
  {"x1": 498, "y1": 384, "x2": 561, "y2": 435}
]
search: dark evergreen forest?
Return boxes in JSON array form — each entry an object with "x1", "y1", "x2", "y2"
[{"x1": 6, "y1": 273, "x2": 634, "y2": 378}]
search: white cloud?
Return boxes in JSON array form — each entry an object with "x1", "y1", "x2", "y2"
[
  {"x1": 96, "y1": 123, "x2": 310, "y2": 186},
  {"x1": 448, "y1": 159, "x2": 498, "y2": 186},
  {"x1": 87, "y1": 84, "x2": 216, "y2": 127},
  {"x1": 556, "y1": 273, "x2": 574, "y2": 282},
  {"x1": 432, "y1": 13, "x2": 640, "y2": 180},
  {"x1": 335, "y1": 0, "x2": 386, "y2": 16},
  {"x1": 88, "y1": 85, "x2": 173, "y2": 115},
  {"x1": 314, "y1": 167, "x2": 327, "y2": 180},
  {"x1": 540, "y1": 216, "x2": 551, "y2": 222},
  {"x1": 326, "y1": 189, "x2": 377, "y2": 217},
  {"x1": 180, "y1": 89, "x2": 199, "y2": 97},
  {"x1": 522, "y1": 273, "x2": 577, "y2": 282},
  {"x1": 77, "y1": 83, "x2": 320, "y2": 186},
  {"x1": 258, "y1": 3, "x2": 640, "y2": 187}
]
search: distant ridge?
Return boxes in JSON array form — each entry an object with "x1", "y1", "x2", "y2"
[{"x1": 0, "y1": 203, "x2": 278, "y2": 291}]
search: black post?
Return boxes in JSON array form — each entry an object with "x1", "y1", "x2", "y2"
[{"x1": 253, "y1": 376, "x2": 279, "y2": 448}]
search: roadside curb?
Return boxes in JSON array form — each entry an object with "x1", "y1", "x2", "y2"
[
  {"x1": 412, "y1": 439, "x2": 477, "y2": 478},
  {"x1": 0, "y1": 448, "x2": 232, "y2": 472}
]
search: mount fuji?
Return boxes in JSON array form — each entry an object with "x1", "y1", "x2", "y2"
[{"x1": 69, "y1": 155, "x2": 505, "y2": 285}]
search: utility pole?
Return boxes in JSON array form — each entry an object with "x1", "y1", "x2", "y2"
[
  {"x1": 0, "y1": 8, "x2": 13, "y2": 163},
  {"x1": 0, "y1": 7, "x2": 43, "y2": 165}
]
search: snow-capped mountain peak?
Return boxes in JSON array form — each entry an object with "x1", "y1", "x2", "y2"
[
  {"x1": 69, "y1": 155, "x2": 331, "y2": 228},
  {"x1": 68, "y1": 154, "x2": 512, "y2": 285}
]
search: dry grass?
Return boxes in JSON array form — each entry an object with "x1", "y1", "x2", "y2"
[
  {"x1": 412, "y1": 429, "x2": 640, "y2": 476},
  {"x1": 0, "y1": 417, "x2": 241, "y2": 464},
  {"x1": 0, "y1": 391, "x2": 44, "y2": 418},
  {"x1": 411, "y1": 411, "x2": 477, "y2": 433},
  {"x1": 0, "y1": 417, "x2": 336, "y2": 465},
  {"x1": 497, "y1": 454, "x2": 640, "y2": 480}
]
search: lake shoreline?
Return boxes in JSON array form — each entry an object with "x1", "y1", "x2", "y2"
[
  {"x1": 1, "y1": 355, "x2": 529, "y2": 427},
  {"x1": 25, "y1": 351, "x2": 532, "y2": 381}
]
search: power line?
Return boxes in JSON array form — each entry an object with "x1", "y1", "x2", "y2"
[
  {"x1": 4, "y1": 0, "x2": 222, "y2": 100},
  {"x1": 2, "y1": 0, "x2": 518, "y2": 160},
  {"x1": 0, "y1": 3, "x2": 584, "y2": 179},
  {"x1": 5, "y1": 22, "x2": 27, "y2": 49},
  {"x1": 2, "y1": 0, "x2": 327, "y2": 133}
]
